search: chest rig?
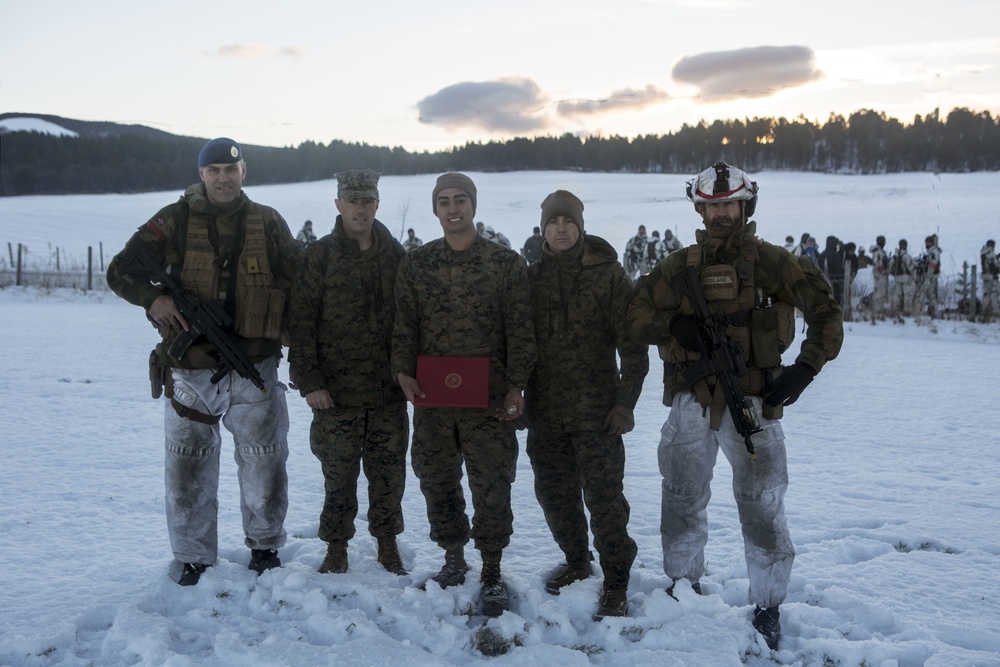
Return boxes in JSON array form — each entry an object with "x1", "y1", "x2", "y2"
[
  {"x1": 162, "y1": 207, "x2": 285, "y2": 344},
  {"x1": 667, "y1": 241, "x2": 794, "y2": 424}
]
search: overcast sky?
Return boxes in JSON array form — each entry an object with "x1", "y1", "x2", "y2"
[{"x1": 4, "y1": 0, "x2": 998, "y2": 151}]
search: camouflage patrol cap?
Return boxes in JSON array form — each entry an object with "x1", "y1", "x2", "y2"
[
  {"x1": 337, "y1": 169, "x2": 381, "y2": 200},
  {"x1": 540, "y1": 189, "x2": 584, "y2": 233},
  {"x1": 198, "y1": 137, "x2": 242, "y2": 168}
]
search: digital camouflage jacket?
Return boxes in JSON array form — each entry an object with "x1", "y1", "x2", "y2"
[
  {"x1": 289, "y1": 217, "x2": 406, "y2": 408},
  {"x1": 391, "y1": 234, "x2": 537, "y2": 403},
  {"x1": 526, "y1": 235, "x2": 648, "y2": 433},
  {"x1": 106, "y1": 184, "x2": 299, "y2": 368}
]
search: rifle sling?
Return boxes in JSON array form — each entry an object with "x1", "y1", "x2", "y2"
[
  {"x1": 681, "y1": 361, "x2": 725, "y2": 431},
  {"x1": 170, "y1": 397, "x2": 222, "y2": 425}
]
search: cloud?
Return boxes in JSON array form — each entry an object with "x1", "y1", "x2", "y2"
[
  {"x1": 192, "y1": 44, "x2": 303, "y2": 61},
  {"x1": 417, "y1": 78, "x2": 550, "y2": 133},
  {"x1": 556, "y1": 85, "x2": 670, "y2": 118},
  {"x1": 672, "y1": 45, "x2": 823, "y2": 100}
]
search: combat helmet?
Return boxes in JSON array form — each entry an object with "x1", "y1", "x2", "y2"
[{"x1": 686, "y1": 162, "x2": 759, "y2": 218}]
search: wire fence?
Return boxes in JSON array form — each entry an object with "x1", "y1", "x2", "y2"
[{"x1": 1, "y1": 242, "x2": 110, "y2": 291}]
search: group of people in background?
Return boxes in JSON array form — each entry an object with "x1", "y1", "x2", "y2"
[
  {"x1": 107, "y1": 142, "x2": 845, "y2": 651},
  {"x1": 622, "y1": 225, "x2": 683, "y2": 281}
]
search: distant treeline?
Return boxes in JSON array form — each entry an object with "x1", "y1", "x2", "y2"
[{"x1": 2, "y1": 107, "x2": 998, "y2": 197}]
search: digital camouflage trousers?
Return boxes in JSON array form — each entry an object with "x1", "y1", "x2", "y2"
[
  {"x1": 309, "y1": 402, "x2": 409, "y2": 544},
  {"x1": 526, "y1": 429, "x2": 637, "y2": 589}
]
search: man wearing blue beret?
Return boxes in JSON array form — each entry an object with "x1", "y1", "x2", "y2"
[{"x1": 107, "y1": 138, "x2": 300, "y2": 586}]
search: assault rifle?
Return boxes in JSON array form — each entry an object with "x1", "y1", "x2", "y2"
[
  {"x1": 671, "y1": 266, "x2": 761, "y2": 457},
  {"x1": 124, "y1": 245, "x2": 267, "y2": 394}
]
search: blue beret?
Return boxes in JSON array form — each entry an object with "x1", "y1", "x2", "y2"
[{"x1": 197, "y1": 138, "x2": 242, "y2": 168}]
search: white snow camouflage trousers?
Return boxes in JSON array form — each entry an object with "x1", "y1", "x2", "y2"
[
  {"x1": 164, "y1": 355, "x2": 289, "y2": 564},
  {"x1": 658, "y1": 392, "x2": 794, "y2": 608}
]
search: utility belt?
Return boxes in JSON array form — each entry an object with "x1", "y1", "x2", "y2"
[{"x1": 149, "y1": 343, "x2": 222, "y2": 425}]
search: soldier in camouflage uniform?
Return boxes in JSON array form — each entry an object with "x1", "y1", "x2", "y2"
[
  {"x1": 627, "y1": 163, "x2": 843, "y2": 649},
  {"x1": 890, "y1": 239, "x2": 916, "y2": 318},
  {"x1": 289, "y1": 170, "x2": 409, "y2": 576},
  {"x1": 868, "y1": 235, "x2": 890, "y2": 320},
  {"x1": 107, "y1": 138, "x2": 299, "y2": 586},
  {"x1": 392, "y1": 172, "x2": 536, "y2": 618},
  {"x1": 525, "y1": 190, "x2": 648, "y2": 620}
]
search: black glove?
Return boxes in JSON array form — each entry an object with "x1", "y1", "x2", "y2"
[
  {"x1": 669, "y1": 314, "x2": 702, "y2": 351},
  {"x1": 763, "y1": 362, "x2": 816, "y2": 407}
]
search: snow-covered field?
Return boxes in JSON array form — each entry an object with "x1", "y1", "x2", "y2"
[{"x1": 2, "y1": 171, "x2": 999, "y2": 666}]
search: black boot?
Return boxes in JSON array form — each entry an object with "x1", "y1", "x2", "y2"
[
  {"x1": 249, "y1": 549, "x2": 281, "y2": 575},
  {"x1": 178, "y1": 562, "x2": 208, "y2": 586},
  {"x1": 480, "y1": 550, "x2": 508, "y2": 617},
  {"x1": 752, "y1": 605, "x2": 781, "y2": 650},
  {"x1": 430, "y1": 545, "x2": 469, "y2": 588}
]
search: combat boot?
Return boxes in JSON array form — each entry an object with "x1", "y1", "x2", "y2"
[
  {"x1": 178, "y1": 562, "x2": 208, "y2": 586},
  {"x1": 544, "y1": 561, "x2": 593, "y2": 595},
  {"x1": 249, "y1": 548, "x2": 281, "y2": 574},
  {"x1": 479, "y1": 550, "x2": 508, "y2": 618},
  {"x1": 594, "y1": 585, "x2": 628, "y2": 621},
  {"x1": 752, "y1": 605, "x2": 781, "y2": 650},
  {"x1": 430, "y1": 545, "x2": 469, "y2": 588},
  {"x1": 377, "y1": 536, "x2": 407, "y2": 576},
  {"x1": 319, "y1": 541, "x2": 348, "y2": 574}
]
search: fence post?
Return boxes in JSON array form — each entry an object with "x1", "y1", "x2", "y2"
[
  {"x1": 87, "y1": 246, "x2": 93, "y2": 292},
  {"x1": 970, "y1": 265, "x2": 978, "y2": 322},
  {"x1": 16, "y1": 244, "x2": 23, "y2": 287},
  {"x1": 843, "y1": 275, "x2": 852, "y2": 322},
  {"x1": 8, "y1": 242, "x2": 14, "y2": 267}
]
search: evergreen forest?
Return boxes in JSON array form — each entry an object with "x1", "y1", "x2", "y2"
[{"x1": 1, "y1": 107, "x2": 998, "y2": 197}]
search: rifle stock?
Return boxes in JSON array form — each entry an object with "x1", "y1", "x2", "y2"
[
  {"x1": 124, "y1": 245, "x2": 267, "y2": 394},
  {"x1": 672, "y1": 266, "x2": 761, "y2": 456}
]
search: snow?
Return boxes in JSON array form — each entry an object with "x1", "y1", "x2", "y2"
[
  {"x1": 2, "y1": 171, "x2": 999, "y2": 666},
  {"x1": 0, "y1": 117, "x2": 78, "y2": 138}
]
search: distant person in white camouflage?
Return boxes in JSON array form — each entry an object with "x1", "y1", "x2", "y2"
[
  {"x1": 890, "y1": 239, "x2": 916, "y2": 317},
  {"x1": 525, "y1": 190, "x2": 648, "y2": 621},
  {"x1": 623, "y1": 225, "x2": 648, "y2": 282},
  {"x1": 982, "y1": 239, "x2": 999, "y2": 317},
  {"x1": 297, "y1": 220, "x2": 317, "y2": 244},
  {"x1": 639, "y1": 231, "x2": 666, "y2": 275},
  {"x1": 868, "y1": 235, "x2": 890, "y2": 320},
  {"x1": 662, "y1": 228, "x2": 682, "y2": 254},
  {"x1": 289, "y1": 169, "x2": 409, "y2": 577},
  {"x1": 917, "y1": 234, "x2": 942, "y2": 317},
  {"x1": 403, "y1": 228, "x2": 423, "y2": 252},
  {"x1": 782, "y1": 235, "x2": 796, "y2": 254}
]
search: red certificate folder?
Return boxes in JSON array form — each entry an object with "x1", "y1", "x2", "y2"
[{"x1": 413, "y1": 356, "x2": 490, "y2": 408}]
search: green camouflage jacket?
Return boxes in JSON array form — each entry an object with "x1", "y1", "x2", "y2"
[
  {"x1": 106, "y1": 184, "x2": 299, "y2": 367},
  {"x1": 627, "y1": 222, "x2": 843, "y2": 408},
  {"x1": 289, "y1": 217, "x2": 406, "y2": 408},
  {"x1": 526, "y1": 235, "x2": 648, "y2": 433},
  {"x1": 392, "y1": 235, "x2": 537, "y2": 402}
]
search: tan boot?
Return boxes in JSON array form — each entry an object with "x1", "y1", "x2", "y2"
[
  {"x1": 594, "y1": 586, "x2": 628, "y2": 620},
  {"x1": 429, "y1": 545, "x2": 469, "y2": 588},
  {"x1": 319, "y1": 541, "x2": 348, "y2": 574},
  {"x1": 377, "y1": 536, "x2": 407, "y2": 576},
  {"x1": 545, "y1": 562, "x2": 593, "y2": 595}
]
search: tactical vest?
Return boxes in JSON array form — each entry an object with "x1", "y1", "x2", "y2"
[
  {"x1": 665, "y1": 242, "x2": 795, "y2": 423},
  {"x1": 163, "y1": 207, "x2": 285, "y2": 343}
]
